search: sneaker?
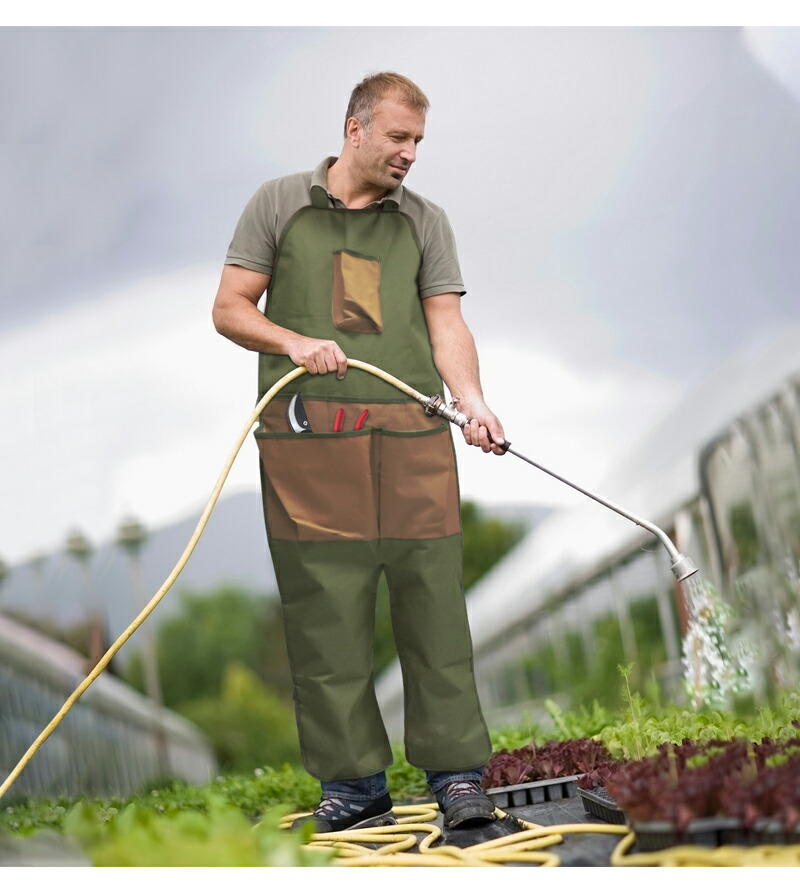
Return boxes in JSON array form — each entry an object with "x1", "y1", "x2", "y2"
[
  {"x1": 435, "y1": 780, "x2": 496, "y2": 828},
  {"x1": 290, "y1": 793, "x2": 396, "y2": 833}
]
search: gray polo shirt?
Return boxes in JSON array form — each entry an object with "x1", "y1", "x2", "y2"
[{"x1": 225, "y1": 157, "x2": 466, "y2": 298}]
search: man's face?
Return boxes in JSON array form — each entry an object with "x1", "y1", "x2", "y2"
[{"x1": 354, "y1": 95, "x2": 425, "y2": 191}]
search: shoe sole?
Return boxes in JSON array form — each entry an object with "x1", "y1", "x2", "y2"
[
  {"x1": 348, "y1": 812, "x2": 397, "y2": 830},
  {"x1": 444, "y1": 802, "x2": 496, "y2": 829}
]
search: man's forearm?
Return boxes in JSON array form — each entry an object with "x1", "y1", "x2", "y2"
[
  {"x1": 422, "y1": 293, "x2": 505, "y2": 452},
  {"x1": 213, "y1": 294, "x2": 299, "y2": 355},
  {"x1": 430, "y1": 321, "x2": 485, "y2": 404},
  {"x1": 213, "y1": 266, "x2": 348, "y2": 378}
]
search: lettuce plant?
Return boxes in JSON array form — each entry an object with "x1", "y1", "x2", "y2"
[
  {"x1": 481, "y1": 738, "x2": 612, "y2": 789},
  {"x1": 592, "y1": 734, "x2": 800, "y2": 831}
]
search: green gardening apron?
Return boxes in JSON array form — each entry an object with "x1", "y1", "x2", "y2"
[{"x1": 254, "y1": 186, "x2": 491, "y2": 780}]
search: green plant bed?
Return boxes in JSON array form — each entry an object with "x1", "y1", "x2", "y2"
[{"x1": 3, "y1": 691, "x2": 800, "y2": 865}]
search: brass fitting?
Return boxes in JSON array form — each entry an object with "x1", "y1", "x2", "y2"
[{"x1": 423, "y1": 394, "x2": 469, "y2": 428}]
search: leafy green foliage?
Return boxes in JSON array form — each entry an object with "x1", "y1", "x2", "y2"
[
  {"x1": 63, "y1": 798, "x2": 332, "y2": 866},
  {"x1": 594, "y1": 675, "x2": 800, "y2": 762},
  {"x1": 177, "y1": 663, "x2": 301, "y2": 770},
  {"x1": 126, "y1": 585, "x2": 292, "y2": 708},
  {"x1": 487, "y1": 720, "x2": 549, "y2": 752},
  {"x1": 384, "y1": 752, "x2": 432, "y2": 801},
  {"x1": 544, "y1": 698, "x2": 616, "y2": 741}
]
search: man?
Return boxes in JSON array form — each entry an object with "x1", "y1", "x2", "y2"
[{"x1": 212, "y1": 71, "x2": 506, "y2": 832}]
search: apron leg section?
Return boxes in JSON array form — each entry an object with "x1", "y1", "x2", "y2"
[
  {"x1": 383, "y1": 534, "x2": 493, "y2": 772},
  {"x1": 269, "y1": 537, "x2": 394, "y2": 781}
]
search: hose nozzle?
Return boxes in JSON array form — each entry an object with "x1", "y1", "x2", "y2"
[
  {"x1": 670, "y1": 554, "x2": 699, "y2": 582},
  {"x1": 424, "y1": 394, "x2": 469, "y2": 427}
]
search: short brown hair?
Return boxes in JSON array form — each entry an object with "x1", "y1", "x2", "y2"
[{"x1": 344, "y1": 71, "x2": 429, "y2": 135}]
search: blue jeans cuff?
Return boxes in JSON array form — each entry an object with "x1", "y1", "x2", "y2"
[
  {"x1": 425, "y1": 768, "x2": 485, "y2": 795},
  {"x1": 320, "y1": 773, "x2": 389, "y2": 801}
]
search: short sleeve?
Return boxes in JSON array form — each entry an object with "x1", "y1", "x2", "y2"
[
  {"x1": 224, "y1": 183, "x2": 277, "y2": 275},
  {"x1": 417, "y1": 209, "x2": 466, "y2": 298}
]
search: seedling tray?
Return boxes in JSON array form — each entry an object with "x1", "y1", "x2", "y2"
[
  {"x1": 577, "y1": 786, "x2": 626, "y2": 825},
  {"x1": 487, "y1": 775, "x2": 578, "y2": 809},
  {"x1": 632, "y1": 817, "x2": 800, "y2": 852}
]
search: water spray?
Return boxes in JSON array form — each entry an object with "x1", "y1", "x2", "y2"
[{"x1": 0, "y1": 358, "x2": 697, "y2": 801}]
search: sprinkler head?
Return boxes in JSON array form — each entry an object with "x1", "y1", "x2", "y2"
[{"x1": 670, "y1": 554, "x2": 699, "y2": 582}]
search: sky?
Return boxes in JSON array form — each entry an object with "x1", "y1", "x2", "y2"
[{"x1": 3, "y1": 15, "x2": 800, "y2": 566}]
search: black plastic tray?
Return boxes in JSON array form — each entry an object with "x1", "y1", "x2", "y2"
[
  {"x1": 577, "y1": 786, "x2": 626, "y2": 825},
  {"x1": 486, "y1": 775, "x2": 578, "y2": 809},
  {"x1": 632, "y1": 817, "x2": 800, "y2": 852}
]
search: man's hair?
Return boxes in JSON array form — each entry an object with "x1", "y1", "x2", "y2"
[{"x1": 344, "y1": 71, "x2": 429, "y2": 136}]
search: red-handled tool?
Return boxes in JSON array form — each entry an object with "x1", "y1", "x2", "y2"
[
  {"x1": 333, "y1": 408, "x2": 345, "y2": 432},
  {"x1": 354, "y1": 409, "x2": 369, "y2": 430}
]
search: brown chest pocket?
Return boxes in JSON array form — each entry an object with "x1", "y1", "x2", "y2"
[{"x1": 332, "y1": 250, "x2": 383, "y2": 334}]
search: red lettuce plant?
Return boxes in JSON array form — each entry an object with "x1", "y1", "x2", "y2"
[
  {"x1": 576, "y1": 760, "x2": 626, "y2": 791},
  {"x1": 482, "y1": 739, "x2": 612, "y2": 789},
  {"x1": 601, "y1": 736, "x2": 800, "y2": 831}
]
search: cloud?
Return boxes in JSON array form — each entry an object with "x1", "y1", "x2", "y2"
[
  {"x1": 451, "y1": 336, "x2": 683, "y2": 511},
  {"x1": 0, "y1": 264, "x2": 259, "y2": 564},
  {"x1": 741, "y1": 26, "x2": 800, "y2": 101}
]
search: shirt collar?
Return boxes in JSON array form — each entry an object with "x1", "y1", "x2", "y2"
[{"x1": 310, "y1": 156, "x2": 402, "y2": 210}]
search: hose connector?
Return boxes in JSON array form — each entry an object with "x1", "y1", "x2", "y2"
[{"x1": 424, "y1": 394, "x2": 469, "y2": 428}]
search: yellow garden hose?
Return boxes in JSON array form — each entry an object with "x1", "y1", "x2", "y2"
[
  {"x1": 281, "y1": 803, "x2": 800, "y2": 868},
  {"x1": 279, "y1": 803, "x2": 629, "y2": 867}
]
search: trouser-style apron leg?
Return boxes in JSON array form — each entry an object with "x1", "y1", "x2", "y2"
[
  {"x1": 257, "y1": 405, "x2": 490, "y2": 782},
  {"x1": 382, "y1": 535, "x2": 492, "y2": 772},
  {"x1": 269, "y1": 537, "x2": 394, "y2": 781}
]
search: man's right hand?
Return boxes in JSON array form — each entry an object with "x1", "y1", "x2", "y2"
[{"x1": 287, "y1": 335, "x2": 348, "y2": 380}]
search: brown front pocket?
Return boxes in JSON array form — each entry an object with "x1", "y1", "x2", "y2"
[
  {"x1": 378, "y1": 427, "x2": 461, "y2": 539},
  {"x1": 332, "y1": 250, "x2": 383, "y2": 334},
  {"x1": 256, "y1": 423, "x2": 460, "y2": 542},
  {"x1": 257, "y1": 432, "x2": 378, "y2": 542}
]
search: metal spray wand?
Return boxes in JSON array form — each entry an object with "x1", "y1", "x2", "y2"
[{"x1": 423, "y1": 394, "x2": 699, "y2": 583}]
